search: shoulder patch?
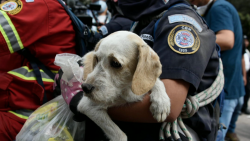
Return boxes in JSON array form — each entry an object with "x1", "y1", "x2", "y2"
[
  {"x1": 168, "y1": 25, "x2": 200, "y2": 54},
  {"x1": 140, "y1": 34, "x2": 154, "y2": 42},
  {"x1": 168, "y1": 14, "x2": 202, "y2": 32},
  {"x1": 0, "y1": 0, "x2": 23, "y2": 15}
]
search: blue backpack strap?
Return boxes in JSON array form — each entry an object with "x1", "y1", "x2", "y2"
[
  {"x1": 57, "y1": 0, "x2": 87, "y2": 57},
  {"x1": 153, "y1": 19, "x2": 161, "y2": 39}
]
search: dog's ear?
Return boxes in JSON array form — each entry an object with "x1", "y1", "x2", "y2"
[
  {"x1": 132, "y1": 44, "x2": 162, "y2": 95},
  {"x1": 83, "y1": 51, "x2": 95, "y2": 80},
  {"x1": 94, "y1": 39, "x2": 102, "y2": 51},
  {"x1": 83, "y1": 40, "x2": 103, "y2": 80}
]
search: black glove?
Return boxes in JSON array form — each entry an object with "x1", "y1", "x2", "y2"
[{"x1": 69, "y1": 91, "x2": 87, "y2": 122}]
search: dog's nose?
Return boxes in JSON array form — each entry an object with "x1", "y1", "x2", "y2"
[{"x1": 81, "y1": 83, "x2": 95, "y2": 94}]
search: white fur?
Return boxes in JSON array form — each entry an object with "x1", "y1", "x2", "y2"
[{"x1": 77, "y1": 31, "x2": 170, "y2": 141}]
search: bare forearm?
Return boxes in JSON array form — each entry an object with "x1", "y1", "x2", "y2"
[
  {"x1": 108, "y1": 94, "x2": 158, "y2": 123},
  {"x1": 216, "y1": 30, "x2": 234, "y2": 51},
  {"x1": 108, "y1": 79, "x2": 189, "y2": 123}
]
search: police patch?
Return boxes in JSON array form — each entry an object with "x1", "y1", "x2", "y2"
[
  {"x1": 168, "y1": 25, "x2": 200, "y2": 54},
  {"x1": 0, "y1": 0, "x2": 23, "y2": 15}
]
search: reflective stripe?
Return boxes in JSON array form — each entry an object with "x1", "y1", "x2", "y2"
[
  {"x1": 0, "y1": 10, "x2": 24, "y2": 53},
  {"x1": 14, "y1": 109, "x2": 34, "y2": 117},
  {"x1": 8, "y1": 66, "x2": 57, "y2": 82},
  {"x1": 8, "y1": 111, "x2": 29, "y2": 119}
]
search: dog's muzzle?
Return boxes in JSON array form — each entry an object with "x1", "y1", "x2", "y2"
[{"x1": 81, "y1": 83, "x2": 95, "y2": 94}]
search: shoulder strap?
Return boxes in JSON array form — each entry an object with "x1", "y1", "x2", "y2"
[
  {"x1": 153, "y1": 19, "x2": 161, "y2": 39},
  {"x1": 18, "y1": 48, "x2": 56, "y2": 104}
]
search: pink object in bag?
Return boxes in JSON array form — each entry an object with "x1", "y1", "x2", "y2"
[{"x1": 60, "y1": 79, "x2": 83, "y2": 105}]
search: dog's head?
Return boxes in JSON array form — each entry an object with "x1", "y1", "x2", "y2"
[{"x1": 81, "y1": 31, "x2": 162, "y2": 103}]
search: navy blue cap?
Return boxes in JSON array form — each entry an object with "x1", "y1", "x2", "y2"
[{"x1": 118, "y1": 0, "x2": 189, "y2": 21}]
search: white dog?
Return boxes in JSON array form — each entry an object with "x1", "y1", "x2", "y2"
[{"x1": 77, "y1": 31, "x2": 171, "y2": 141}]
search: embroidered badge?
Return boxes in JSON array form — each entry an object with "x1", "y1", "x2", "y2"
[
  {"x1": 140, "y1": 34, "x2": 154, "y2": 42},
  {"x1": 168, "y1": 14, "x2": 202, "y2": 32},
  {"x1": 168, "y1": 25, "x2": 200, "y2": 54},
  {"x1": 0, "y1": 0, "x2": 23, "y2": 15}
]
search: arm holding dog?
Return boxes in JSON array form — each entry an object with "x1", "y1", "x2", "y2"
[
  {"x1": 77, "y1": 31, "x2": 172, "y2": 141},
  {"x1": 82, "y1": 0, "x2": 221, "y2": 140},
  {"x1": 108, "y1": 79, "x2": 189, "y2": 123}
]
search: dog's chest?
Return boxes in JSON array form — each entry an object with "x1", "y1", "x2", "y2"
[{"x1": 120, "y1": 91, "x2": 145, "y2": 104}]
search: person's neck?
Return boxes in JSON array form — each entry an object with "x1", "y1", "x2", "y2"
[{"x1": 197, "y1": 0, "x2": 213, "y2": 16}]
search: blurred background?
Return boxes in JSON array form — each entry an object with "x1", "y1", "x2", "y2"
[{"x1": 228, "y1": 0, "x2": 250, "y2": 49}]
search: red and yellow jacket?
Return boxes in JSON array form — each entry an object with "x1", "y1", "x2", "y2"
[{"x1": 0, "y1": 0, "x2": 76, "y2": 119}]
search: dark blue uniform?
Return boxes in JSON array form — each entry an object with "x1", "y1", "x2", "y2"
[
  {"x1": 99, "y1": 14, "x2": 133, "y2": 37},
  {"x1": 84, "y1": 0, "x2": 220, "y2": 141}
]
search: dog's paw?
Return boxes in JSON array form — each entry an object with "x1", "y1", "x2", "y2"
[
  {"x1": 109, "y1": 132, "x2": 127, "y2": 141},
  {"x1": 149, "y1": 92, "x2": 171, "y2": 122},
  {"x1": 77, "y1": 96, "x2": 91, "y2": 114},
  {"x1": 110, "y1": 137, "x2": 127, "y2": 141}
]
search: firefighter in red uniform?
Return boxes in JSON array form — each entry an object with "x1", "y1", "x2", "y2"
[{"x1": 0, "y1": 0, "x2": 76, "y2": 140}]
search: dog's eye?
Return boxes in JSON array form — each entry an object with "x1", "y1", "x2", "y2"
[{"x1": 110, "y1": 60, "x2": 122, "y2": 68}]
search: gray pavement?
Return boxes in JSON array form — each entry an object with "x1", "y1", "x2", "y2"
[
  {"x1": 235, "y1": 113, "x2": 250, "y2": 141},
  {"x1": 235, "y1": 99, "x2": 250, "y2": 141}
]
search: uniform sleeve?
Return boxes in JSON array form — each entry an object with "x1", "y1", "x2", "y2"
[
  {"x1": 0, "y1": 0, "x2": 49, "y2": 54},
  {"x1": 1, "y1": 0, "x2": 76, "y2": 70},
  {"x1": 100, "y1": 16, "x2": 133, "y2": 36},
  {"x1": 100, "y1": 22, "x2": 123, "y2": 36},
  {"x1": 0, "y1": 32, "x2": 8, "y2": 54},
  {"x1": 208, "y1": 5, "x2": 234, "y2": 33},
  {"x1": 153, "y1": 7, "x2": 217, "y2": 90}
]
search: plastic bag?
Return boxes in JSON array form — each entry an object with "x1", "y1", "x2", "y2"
[
  {"x1": 53, "y1": 53, "x2": 84, "y2": 105},
  {"x1": 54, "y1": 53, "x2": 83, "y2": 84},
  {"x1": 16, "y1": 95, "x2": 85, "y2": 141},
  {"x1": 16, "y1": 53, "x2": 86, "y2": 141}
]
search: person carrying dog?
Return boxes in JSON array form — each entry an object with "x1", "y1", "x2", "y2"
[{"x1": 83, "y1": 0, "x2": 223, "y2": 141}]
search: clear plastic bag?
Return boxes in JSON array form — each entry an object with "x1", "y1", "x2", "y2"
[
  {"x1": 54, "y1": 53, "x2": 84, "y2": 84},
  {"x1": 16, "y1": 53, "x2": 85, "y2": 141},
  {"x1": 16, "y1": 95, "x2": 85, "y2": 141}
]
